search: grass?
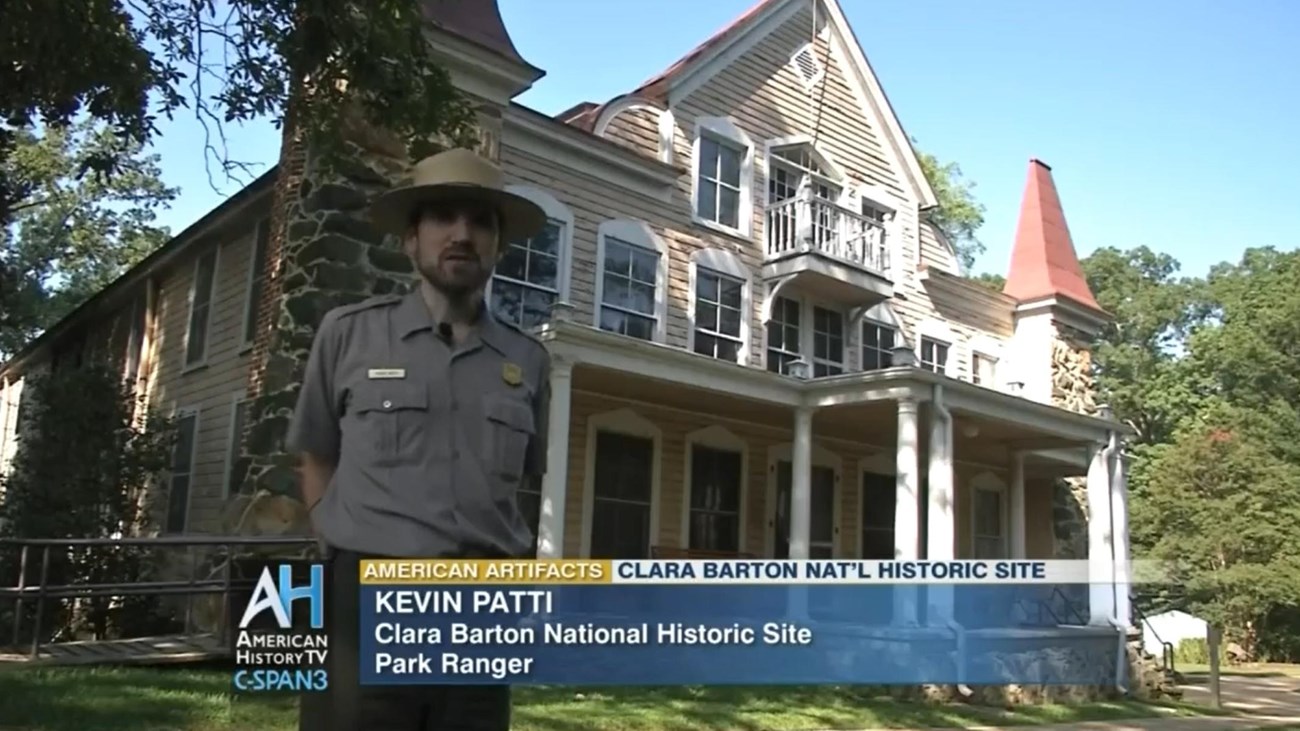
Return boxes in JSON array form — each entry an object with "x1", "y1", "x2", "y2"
[
  {"x1": 0, "y1": 664, "x2": 1230, "y2": 731},
  {"x1": 1177, "y1": 662, "x2": 1300, "y2": 679}
]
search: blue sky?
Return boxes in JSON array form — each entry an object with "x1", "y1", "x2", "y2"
[{"x1": 144, "y1": 0, "x2": 1300, "y2": 281}]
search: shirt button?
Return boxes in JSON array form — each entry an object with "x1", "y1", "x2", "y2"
[{"x1": 383, "y1": 400, "x2": 392, "y2": 409}]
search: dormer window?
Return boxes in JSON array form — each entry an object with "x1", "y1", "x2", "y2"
[{"x1": 920, "y1": 337, "x2": 949, "y2": 374}]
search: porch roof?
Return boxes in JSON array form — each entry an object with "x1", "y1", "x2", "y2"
[{"x1": 537, "y1": 320, "x2": 1127, "y2": 450}]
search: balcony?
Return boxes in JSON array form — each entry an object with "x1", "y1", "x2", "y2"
[{"x1": 762, "y1": 187, "x2": 893, "y2": 309}]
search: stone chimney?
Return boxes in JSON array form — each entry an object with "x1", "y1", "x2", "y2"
[{"x1": 236, "y1": 0, "x2": 545, "y2": 511}]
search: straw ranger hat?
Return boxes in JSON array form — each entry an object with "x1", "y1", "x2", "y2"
[{"x1": 369, "y1": 147, "x2": 547, "y2": 245}]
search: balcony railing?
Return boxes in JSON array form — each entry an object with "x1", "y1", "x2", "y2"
[{"x1": 765, "y1": 188, "x2": 890, "y2": 275}]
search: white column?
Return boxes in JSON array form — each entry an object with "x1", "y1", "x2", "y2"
[
  {"x1": 788, "y1": 407, "x2": 814, "y2": 559},
  {"x1": 1009, "y1": 452, "x2": 1026, "y2": 558},
  {"x1": 926, "y1": 399, "x2": 954, "y2": 623},
  {"x1": 1086, "y1": 442, "x2": 1115, "y2": 625},
  {"x1": 536, "y1": 358, "x2": 573, "y2": 559},
  {"x1": 1111, "y1": 440, "x2": 1132, "y2": 629},
  {"x1": 894, "y1": 398, "x2": 920, "y2": 625}
]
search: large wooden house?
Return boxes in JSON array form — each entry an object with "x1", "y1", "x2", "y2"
[{"x1": 0, "y1": 0, "x2": 1131, "y2": 638}]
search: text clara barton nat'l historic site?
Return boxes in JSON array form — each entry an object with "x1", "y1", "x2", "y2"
[{"x1": 2, "y1": 0, "x2": 1300, "y2": 727}]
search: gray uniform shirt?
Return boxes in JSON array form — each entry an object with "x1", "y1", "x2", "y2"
[{"x1": 286, "y1": 290, "x2": 550, "y2": 558}]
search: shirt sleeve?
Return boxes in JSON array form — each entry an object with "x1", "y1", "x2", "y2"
[
  {"x1": 286, "y1": 310, "x2": 343, "y2": 463},
  {"x1": 523, "y1": 350, "x2": 551, "y2": 477}
]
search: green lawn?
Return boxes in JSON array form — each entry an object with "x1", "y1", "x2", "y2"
[{"x1": 0, "y1": 665, "x2": 1230, "y2": 731}]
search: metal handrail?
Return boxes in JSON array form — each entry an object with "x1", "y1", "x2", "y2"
[{"x1": 1, "y1": 534, "x2": 317, "y2": 660}]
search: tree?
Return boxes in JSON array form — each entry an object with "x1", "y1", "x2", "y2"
[
  {"x1": 1131, "y1": 402, "x2": 1300, "y2": 657},
  {"x1": 0, "y1": 361, "x2": 178, "y2": 643},
  {"x1": 1081, "y1": 246, "x2": 1203, "y2": 446},
  {"x1": 915, "y1": 144, "x2": 987, "y2": 274},
  {"x1": 0, "y1": 120, "x2": 176, "y2": 359},
  {"x1": 1, "y1": 0, "x2": 480, "y2": 329}
]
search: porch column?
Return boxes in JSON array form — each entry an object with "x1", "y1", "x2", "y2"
[
  {"x1": 788, "y1": 406, "x2": 814, "y2": 559},
  {"x1": 925, "y1": 395, "x2": 954, "y2": 623},
  {"x1": 894, "y1": 398, "x2": 920, "y2": 625},
  {"x1": 1086, "y1": 441, "x2": 1116, "y2": 625},
  {"x1": 536, "y1": 357, "x2": 573, "y2": 559},
  {"x1": 1009, "y1": 452, "x2": 1026, "y2": 558},
  {"x1": 1111, "y1": 438, "x2": 1132, "y2": 629}
]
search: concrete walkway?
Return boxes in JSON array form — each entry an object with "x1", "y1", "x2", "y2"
[{"x1": 849, "y1": 673, "x2": 1300, "y2": 731}]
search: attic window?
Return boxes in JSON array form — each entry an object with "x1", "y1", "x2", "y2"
[{"x1": 790, "y1": 44, "x2": 823, "y2": 88}]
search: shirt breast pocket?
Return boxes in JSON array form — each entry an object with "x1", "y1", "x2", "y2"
[
  {"x1": 347, "y1": 381, "x2": 429, "y2": 467},
  {"x1": 483, "y1": 394, "x2": 535, "y2": 483}
]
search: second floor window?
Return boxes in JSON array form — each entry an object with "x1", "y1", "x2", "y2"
[
  {"x1": 972, "y1": 353, "x2": 998, "y2": 387},
  {"x1": 697, "y1": 135, "x2": 743, "y2": 229},
  {"x1": 766, "y1": 296, "x2": 802, "y2": 375},
  {"x1": 599, "y1": 237, "x2": 659, "y2": 341},
  {"x1": 811, "y1": 306, "x2": 843, "y2": 376},
  {"x1": 920, "y1": 336, "x2": 949, "y2": 374},
  {"x1": 491, "y1": 219, "x2": 562, "y2": 330},
  {"x1": 693, "y1": 268, "x2": 744, "y2": 362},
  {"x1": 861, "y1": 321, "x2": 895, "y2": 370},
  {"x1": 185, "y1": 248, "x2": 218, "y2": 367}
]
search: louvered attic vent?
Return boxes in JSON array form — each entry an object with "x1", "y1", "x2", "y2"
[{"x1": 790, "y1": 43, "x2": 824, "y2": 88}]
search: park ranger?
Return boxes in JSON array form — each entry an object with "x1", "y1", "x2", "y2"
[{"x1": 286, "y1": 147, "x2": 552, "y2": 731}]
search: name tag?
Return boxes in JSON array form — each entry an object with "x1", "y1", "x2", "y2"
[{"x1": 368, "y1": 368, "x2": 406, "y2": 380}]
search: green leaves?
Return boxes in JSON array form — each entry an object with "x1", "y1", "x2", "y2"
[
  {"x1": 1089, "y1": 245, "x2": 1300, "y2": 658},
  {"x1": 1, "y1": 119, "x2": 176, "y2": 358}
]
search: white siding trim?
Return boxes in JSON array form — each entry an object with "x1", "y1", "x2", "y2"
[
  {"x1": 970, "y1": 471, "x2": 1010, "y2": 559},
  {"x1": 688, "y1": 248, "x2": 753, "y2": 367},
  {"x1": 680, "y1": 425, "x2": 750, "y2": 553},
  {"x1": 667, "y1": 0, "x2": 806, "y2": 105},
  {"x1": 486, "y1": 184, "x2": 575, "y2": 320},
  {"x1": 764, "y1": 440, "x2": 842, "y2": 558},
  {"x1": 580, "y1": 408, "x2": 663, "y2": 558},
  {"x1": 594, "y1": 219, "x2": 670, "y2": 344},
  {"x1": 690, "y1": 116, "x2": 755, "y2": 238}
]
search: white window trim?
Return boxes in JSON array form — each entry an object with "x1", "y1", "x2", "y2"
[
  {"x1": 916, "y1": 318, "x2": 958, "y2": 376},
  {"x1": 691, "y1": 117, "x2": 754, "y2": 238},
  {"x1": 857, "y1": 301, "x2": 902, "y2": 371},
  {"x1": 856, "y1": 465, "x2": 895, "y2": 558},
  {"x1": 239, "y1": 218, "x2": 269, "y2": 354},
  {"x1": 969, "y1": 334, "x2": 1004, "y2": 389},
  {"x1": 763, "y1": 136, "x2": 853, "y2": 216},
  {"x1": 680, "y1": 425, "x2": 749, "y2": 553},
  {"x1": 765, "y1": 441, "x2": 842, "y2": 558},
  {"x1": 486, "y1": 185, "x2": 574, "y2": 324},
  {"x1": 970, "y1": 471, "x2": 1009, "y2": 559},
  {"x1": 183, "y1": 245, "x2": 221, "y2": 372},
  {"x1": 580, "y1": 409, "x2": 662, "y2": 558},
  {"x1": 594, "y1": 219, "x2": 669, "y2": 344},
  {"x1": 688, "y1": 248, "x2": 752, "y2": 366},
  {"x1": 764, "y1": 296, "x2": 848, "y2": 376},
  {"x1": 221, "y1": 391, "x2": 251, "y2": 500},
  {"x1": 167, "y1": 404, "x2": 202, "y2": 534}
]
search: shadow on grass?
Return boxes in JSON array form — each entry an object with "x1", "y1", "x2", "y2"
[
  {"x1": 0, "y1": 667, "x2": 1238, "y2": 731},
  {"x1": 0, "y1": 663, "x2": 297, "y2": 731}
]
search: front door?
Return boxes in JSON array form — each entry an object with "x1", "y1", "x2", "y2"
[{"x1": 773, "y1": 460, "x2": 835, "y2": 558}]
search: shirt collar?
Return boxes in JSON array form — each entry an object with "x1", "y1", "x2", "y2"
[{"x1": 395, "y1": 288, "x2": 510, "y2": 356}]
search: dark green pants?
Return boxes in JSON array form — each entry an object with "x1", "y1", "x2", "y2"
[{"x1": 299, "y1": 548, "x2": 511, "y2": 731}]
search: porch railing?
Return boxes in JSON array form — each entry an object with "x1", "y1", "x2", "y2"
[
  {"x1": 765, "y1": 188, "x2": 890, "y2": 275},
  {"x1": 0, "y1": 535, "x2": 316, "y2": 659}
]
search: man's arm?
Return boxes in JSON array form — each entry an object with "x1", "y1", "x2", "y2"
[
  {"x1": 525, "y1": 353, "x2": 552, "y2": 495},
  {"x1": 286, "y1": 311, "x2": 344, "y2": 522}
]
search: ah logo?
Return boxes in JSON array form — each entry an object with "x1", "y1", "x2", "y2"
[{"x1": 239, "y1": 564, "x2": 325, "y2": 630}]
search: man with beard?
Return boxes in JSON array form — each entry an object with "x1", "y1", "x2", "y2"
[{"x1": 286, "y1": 147, "x2": 552, "y2": 730}]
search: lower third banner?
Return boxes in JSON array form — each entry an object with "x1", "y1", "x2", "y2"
[{"x1": 357, "y1": 583, "x2": 1123, "y2": 687}]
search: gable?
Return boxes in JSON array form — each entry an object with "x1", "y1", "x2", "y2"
[{"x1": 622, "y1": 0, "x2": 936, "y2": 209}]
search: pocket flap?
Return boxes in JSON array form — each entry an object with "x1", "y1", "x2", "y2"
[
  {"x1": 351, "y1": 382, "x2": 428, "y2": 413},
  {"x1": 485, "y1": 396, "x2": 535, "y2": 433}
]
